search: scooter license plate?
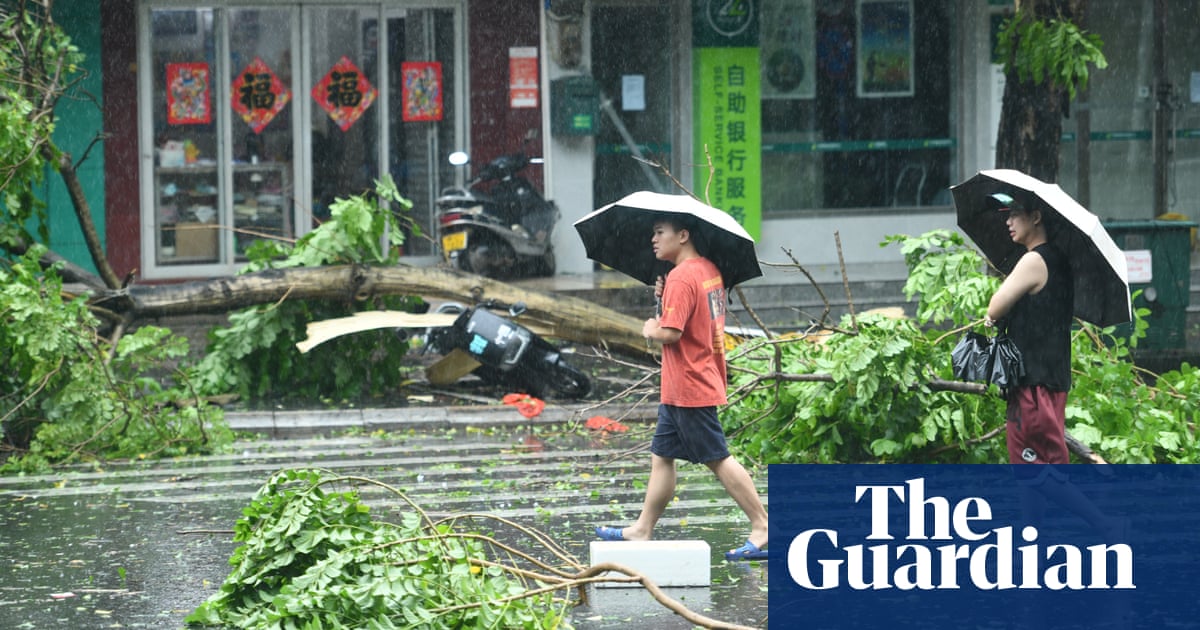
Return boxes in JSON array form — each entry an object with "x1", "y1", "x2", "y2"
[{"x1": 441, "y1": 231, "x2": 467, "y2": 253}]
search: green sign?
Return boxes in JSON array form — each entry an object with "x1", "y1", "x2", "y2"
[
  {"x1": 691, "y1": 0, "x2": 761, "y2": 239},
  {"x1": 694, "y1": 46, "x2": 762, "y2": 240},
  {"x1": 693, "y1": 0, "x2": 758, "y2": 47},
  {"x1": 570, "y1": 114, "x2": 594, "y2": 132}
]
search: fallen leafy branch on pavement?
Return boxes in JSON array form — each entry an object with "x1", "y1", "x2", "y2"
[{"x1": 187, "y1": 468, "x2": 756, "y2": 629}]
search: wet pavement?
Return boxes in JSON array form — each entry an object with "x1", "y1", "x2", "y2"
[{"x1": 0, "y1": 415, "x2": 768, "y2": 629}]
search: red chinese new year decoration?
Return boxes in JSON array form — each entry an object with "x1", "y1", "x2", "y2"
[
  {"x1": 312, "y1": 56, "x2": 377, "y2": 132},
  {"x1": 401, "y1": 61, "x2": 443, "y2": 122},
  {"x1": 502, "y1": 393, "x2": 546, "y2": 419},
  {"x1": 230, "y1": 57, "x2": 291, "y2": 134},
  {"x1": 166, "y1": 62, "x2": 211, "y2": 125}
]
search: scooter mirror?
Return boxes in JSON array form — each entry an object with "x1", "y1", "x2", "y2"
[
  {"x1": 448, "y1": 151, "x2": 470, "y2": 166},
  {"x1": 509, "y1": 302, "x2": 528, "y2": 317}
]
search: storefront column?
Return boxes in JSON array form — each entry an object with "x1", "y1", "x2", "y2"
[{"x1": 542, "y1": 3, "x2": 595, "y2": 276}]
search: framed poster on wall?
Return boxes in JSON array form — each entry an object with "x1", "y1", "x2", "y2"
[
  {"x1": 509, "y1": 47, "x2": 539, "y2": 108},
  {"x1": 166, "y1": 62, "x2": 211, "y2": 125},
  {"x1": 761, "y1": 0, "x2": 816, "y2": 99},
  {"x1": 856, "y1": 0, "x2": 914, "y2": 98},
  {"x1": 401, "y1": 62, "x2": 443, "y2": 122}
]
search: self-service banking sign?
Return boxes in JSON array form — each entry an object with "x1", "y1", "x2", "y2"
[
  {"x1": 768, "y1": 465, "x2": 1200, "y2": 629},
  {"x1": 692, "y1": 0, "x2": 761, "y2": 241}
]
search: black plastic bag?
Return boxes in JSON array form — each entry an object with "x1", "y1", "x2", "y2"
[
  {"x1": 989, "y1": 333, "x2": 1025, "y2": 389},
  {"x1": 951, "y1": 331, "x2": 993, "y2": 382},
  {"x1": 951, "y1": 330, "x2": 1025, "y2": 389}
]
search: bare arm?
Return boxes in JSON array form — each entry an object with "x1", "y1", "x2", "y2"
[
  {"x1": 986, "y1": 251, "x2": 1048, "y2": 324},
  {"x1": 645, "y1": 274, "x2": 683, "y2": 343},
  {"x1": 643, "y1": 318, "x2": 683, "y2": 344}
]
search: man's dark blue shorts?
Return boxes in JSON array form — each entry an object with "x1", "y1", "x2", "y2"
[{"x1": 650, "y1": 404, "x2": 730, "y2": 464}]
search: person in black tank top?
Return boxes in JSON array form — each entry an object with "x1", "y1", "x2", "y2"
[
  {"x1": 984, "y1": 196, "x2": 1072, "y2": 466},
  {"x1": 1007, "y1": 242, "x2": 1073, "y2": 391},
  {"x1": 984, "y1": 193, "x2": 1126, "y2": 541}
]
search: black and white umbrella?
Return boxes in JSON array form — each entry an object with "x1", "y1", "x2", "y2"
[
  {"x1": 952, "y1": 169, "x2": 1131, "y2": 327},
  {"x1": 573, "y1": 191, "x2": 762, "y2": 289}
]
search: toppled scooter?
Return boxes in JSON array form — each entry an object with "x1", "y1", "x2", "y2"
[
  {"x1": 422, "y1": 301, "x2": 590, "y2": 399},
  {"x1": 295, "y1": 302, "x2": 589, "y2": 399}
]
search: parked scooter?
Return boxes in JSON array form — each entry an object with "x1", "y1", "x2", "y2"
[
  {"x1": 435, "y1": 142, "x2": 559, "y2": 279},
  {"x1": 422, "y1": 300, "x2": 590, "y2": 399}
]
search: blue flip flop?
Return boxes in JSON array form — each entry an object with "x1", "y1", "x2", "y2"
[
  {"x1": 725, "y1": 540, "x2": 768, "y2": 561},
  {"x1": 595, "y1": 526, "x2": 626, "y2": 541}
]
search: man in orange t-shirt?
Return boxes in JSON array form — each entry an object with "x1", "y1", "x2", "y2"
[{"x1": 595, "y1": 216, "x2": 769, "y2": 561}]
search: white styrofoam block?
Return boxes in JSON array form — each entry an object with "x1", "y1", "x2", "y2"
[
  {"x1": 589, "y1": 540, "x2": 711, "y2": 587},
  {"x1": 585, "y1": 583, "x2": 712, "y2": 612}
]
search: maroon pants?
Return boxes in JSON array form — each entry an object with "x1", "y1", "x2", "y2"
[{"x1": 1006, "y1": 385, "x2": 1069, "y2": 465}]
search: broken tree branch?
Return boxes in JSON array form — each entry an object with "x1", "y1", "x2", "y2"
[{"x1": 91, "y1": 264, "x2": 653, "y2": 358}]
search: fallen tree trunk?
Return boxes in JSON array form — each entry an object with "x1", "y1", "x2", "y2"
[{"x1": 93, "y1": 264, "x2": 652, "y2": 357}]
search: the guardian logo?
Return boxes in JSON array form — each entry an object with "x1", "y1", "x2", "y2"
[{"x1": 786, "y1": 478, "x2": 1135, "y2": 591}]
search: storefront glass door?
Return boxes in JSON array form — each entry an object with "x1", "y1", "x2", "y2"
[
  {"x1": 590, "y1": 3, "x2": 677, "y2": 207},
  {"x1": 141, "y1": 2, "x2": 461, "y2": 277},
  {"x1": 383, "y1": 8, "x2": 458, "y2": 257},
  {"x1": 306, "y1": 6, "x2": 381, "y2": 225},
  {"x1": 147, "y1": 7, "x2": 225, "y2": 267},
  {"x1": 229, "y1": 7, "x2": 296, "y2": 260}
]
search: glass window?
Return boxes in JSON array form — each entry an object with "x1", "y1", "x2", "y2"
[
  {"x1": 308, "y1": 6, "x2": 381, "y2": 223},
  {"x1": 148, "y1": 6, "x2": 296, "y2": 268},
  {"x1": 591, "y1": 4, "x2": 675, "y2": 207},
  {"x1": 760, "y1": 0, "x2": 955, "y2": 215},
  {"x1": 385, "y1": 8, "x2": 458, "y2": 256},
  {"x1": 150, "y1": 8, "x2": 220, "y2": 264},
  {"x1": 1058, "y1": 0, "x2": 1200, "y2": 222},
  {"x1": 142, "y1": 2, "x2": 461, "y2": 277},
  {"x1": 228, "y1": 8, "x2": 295, "y2": 259}
]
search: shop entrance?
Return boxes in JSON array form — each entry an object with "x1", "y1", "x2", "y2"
[
  {"x1": 141, "y1": 3, "x2": 461, "y2": 278},
  {"x1": 382, "y1": 8, "x2": 458, "y2": 257},
  {"x1": 306, "y1": 6, "x2": 458, "y2": 258}
]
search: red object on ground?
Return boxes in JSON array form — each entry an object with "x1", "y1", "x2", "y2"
[
  {"x1": 502, "y1": 393, "x2": 545, "y2": 419},
  {"x1": 585, "y1": 416, "x2": 629, "y2": 433}
]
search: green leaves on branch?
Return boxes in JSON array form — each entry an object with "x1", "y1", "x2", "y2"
[
  {"x1": 888, "y1": 230, "x2": 995, "y2": 328},
  {"x1": 241, "y1": 175, "x2": 414, "y2": 271},
  {"x1": 724, "y1": 231, "x2": 1003, "y2": 463},
  {"x1": 194, "y1": 176, "x2": 424, "y2": 403},
  {"x1": 186, "y1": 469, "x2": 570, "y2": 629},
  {"x1": 1066, "y1": 311, "x2": 1200, "y2": 463},
  {"x1": 0, "y1": 8, "x2": 228, "y2": 471},
  {"x1": 1, "y1": 247, "x2": 230, "y2": 472},
  {"x1": 995, "y1": 11, "x2": 1107, "y2": 99},
  {"x1": 722, "y1": 231, "x2": 1199, "y2": 464},
  {"x1": 0, "y1": 3, "x2": 85, "y2": 245}
]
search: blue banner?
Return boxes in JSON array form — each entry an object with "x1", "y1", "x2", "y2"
[{"x1": 768, "y1": 465, "x2": 1200, "y2": 629}]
